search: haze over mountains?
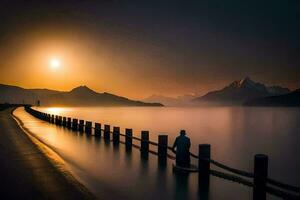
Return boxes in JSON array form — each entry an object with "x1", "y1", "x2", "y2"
[{"x1": 0, "y1": 84, "x2": 162, "y2": 107}]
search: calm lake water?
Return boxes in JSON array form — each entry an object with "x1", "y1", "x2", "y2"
[{"x1": 14, "y1": 106, "x2": 300, "y2": 200}]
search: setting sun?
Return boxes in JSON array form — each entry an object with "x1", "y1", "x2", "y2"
[{"x1": 50, "y1": 58, "x2": 61, "y2": 69}]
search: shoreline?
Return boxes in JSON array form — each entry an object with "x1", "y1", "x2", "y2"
[{"x1": 0, "y1": 107, "x2": 94, "y2": 199}]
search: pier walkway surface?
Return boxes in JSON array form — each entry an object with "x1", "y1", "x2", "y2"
[{"x1": 0, "y1": 108, "x2": 93, "y2": 199}]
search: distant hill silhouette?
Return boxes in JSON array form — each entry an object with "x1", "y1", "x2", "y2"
[
  {"x1": 193, "y1": 77, "x2": 290, "y2": 105},
  {"x1": 0, "y1": 84, "x2": 163, "y2": 107},
  {"x1": 244, "y1": 89, "x2": 300, "y2": 107}
]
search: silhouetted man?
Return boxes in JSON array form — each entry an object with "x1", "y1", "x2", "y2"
[{"x1": 172, "y1": 130, "x2": 191, "y2": 167}]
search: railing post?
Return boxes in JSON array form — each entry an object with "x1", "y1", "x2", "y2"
[
  {"x1": 113, "y1": 127, "x2": 120, "y2": 145},
  {"x1": 56, "y1": 115, "x2": 60, "y2": 125},
  {"x1": 158, "y1": 135, "x2": 168, "y2": 161},
  {"x1": 62, "y1": 117, "x2": 67, "y2": 127},
  {"x1": 58, "y1": 116, "x2": 62, "y2": 126},
  {"x1": 95, "y1": 123, "x2": 101, "y2": 137},
  {"x1": 67, "y1": 117, "x2": 72, "y2": 129},
  {"x1": 104, "y1": 125, "x2": 110, "y2": 140},
  {"x1": 85, "y1": 121, "x2": 92, "y2": 135},
  {"x1": 141, "y1": 131, "x2": 149, "y2": 156},
  {"x1": 125, "y1": 128, "x2": 132, "y2": 150},
  {"x1": 72, "y1": 119, "x2": 78, "y2": 131},
  {"x1": 79, "y1": 120, "x2": 84, "y2": 132},
  {"x1": 198, "y1": 144, "x2": 210, "y2": 194},
  {"x1": 51, "y1": 115, "x2": 54, "y2": 123},
  {"x1": 253, "y1": 154, "x2": 268, "y2": 200},
  {"x1": 55, "y1": 115, "x2": 59, "y2": 125}
]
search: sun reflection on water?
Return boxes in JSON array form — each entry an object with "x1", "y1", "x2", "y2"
[{"x1": 37, "y1": 107, "x2": 72, "y2": 115}]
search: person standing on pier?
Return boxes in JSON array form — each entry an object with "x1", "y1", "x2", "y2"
[{"x1": 172, "y1": 130, "x2": 191, "y2": 167}]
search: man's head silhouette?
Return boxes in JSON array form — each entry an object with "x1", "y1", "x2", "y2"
[{"x1": 180, "y1": 130, "x2": 186, "y2": 135}]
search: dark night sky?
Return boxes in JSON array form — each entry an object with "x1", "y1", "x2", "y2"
[{"x1": 0, "y1": 0, "x2": 299, "y2": 98}]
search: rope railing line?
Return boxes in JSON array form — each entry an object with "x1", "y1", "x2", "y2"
[
  {"x1": 209, "y1": 159, "x2": 254, "y2": 178},
  {"x1": 126, "y1": 143, "x2": 175, "y2": 160},
  {"x1": 26, "y1": 107, "x2": 300, "y2": 198},
  {"x1": 131, "y1": 136, "x2": 142, "y2": 141},
  {"x1": 119, "y1": 133, "x2": 126, "y2": 137},
  {"x1": 177, "y1": 149, "x2": 254, "y2": 179},
  {"x1": 132, "y1": 143, "x2": 141, "y2": 149},
  {"x1": 210, "y1": 170, "x2": 254, "y2": 187},
  {"x1": 190, "y1": 152, "x2": 199, "y2": 159},
  {"x1": 148, "y1": 141, "x2": 159, "y2": 146},
  {"x1": 211, "y1": 170, "x2": 300, "y2": 200},
  {"x1": 267, "y1": 178, "x2": 300, "y2": 193},
  {"x1": 266, "y1": 186, "x2": 300, "y2": 200}
]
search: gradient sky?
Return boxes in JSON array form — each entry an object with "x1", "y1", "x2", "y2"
[{"x1": 0, "y1": 0, "x2": 299, "y2": 99}]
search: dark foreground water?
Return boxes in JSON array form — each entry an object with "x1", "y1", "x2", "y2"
[{"x1": 15, "y1": 107, "x2": 300, "y2": 200}]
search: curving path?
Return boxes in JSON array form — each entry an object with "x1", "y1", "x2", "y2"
[{"x1": 0, "y1": 108, "x2": 94, "y2": 199}]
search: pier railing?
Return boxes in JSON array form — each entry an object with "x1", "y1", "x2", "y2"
[{"x1": 24, "y1": 106, "x2": 300, "y2": 200}]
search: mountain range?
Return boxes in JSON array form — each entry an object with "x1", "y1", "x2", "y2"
[
  {"x1": 1, "y1": 78, "x2": 299, "y2": 107},
  {"x1": 0, "y1": 84, "x2": 163, "y2": 107},
  {"x1": 192, "y1": 77, "x2": 294, "y2": 106},
  {"x1": 144, "y1": 77, "x2": 297, "y2": 106}
]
